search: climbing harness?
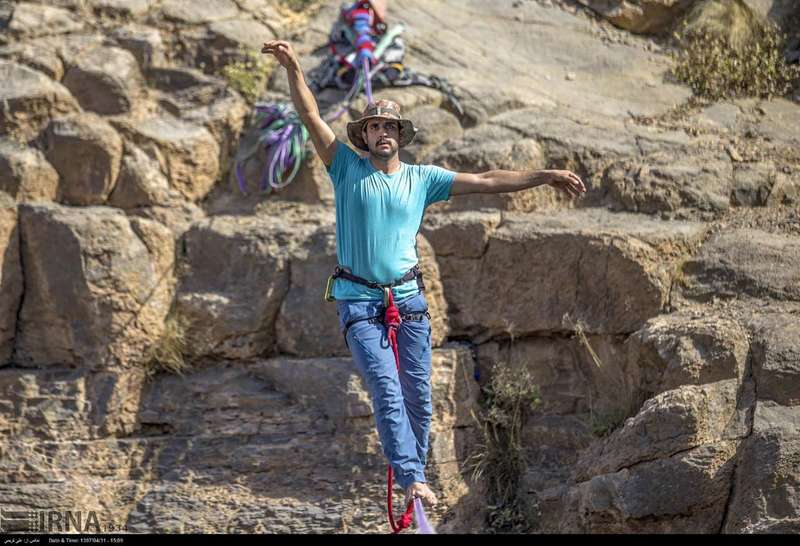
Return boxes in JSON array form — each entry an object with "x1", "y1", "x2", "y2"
[
  {"x1": 235, "y1": 0, "x2": 463, "y2": 195},
  {"x1": 326, "y1": 264, "x2": 432, "y2": 533}
]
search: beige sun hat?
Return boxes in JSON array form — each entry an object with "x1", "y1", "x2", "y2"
[{"x1": 346, "y1": 99, "x2": 418, "y2": 152}]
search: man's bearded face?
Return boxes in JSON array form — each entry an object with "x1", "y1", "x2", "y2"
[{"x1": 363, "y1": 119, "x2": 400, "y2": 159}]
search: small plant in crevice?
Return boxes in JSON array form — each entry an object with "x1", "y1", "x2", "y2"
[
  {"x1": 564, "y1": 313, "x2": 644, "y2": 439},
  {"x1": 465, "y1": 361, "x2": 542, "y2": 533},
  {"x1": 670, "y1": 0, "x2": 800, "y2": 101},
  {"x1": 220, "y1": 48, "x2": 276, "y2": 103},
  {"x1": 142, "y1": 308, "x2": 193, "y2": 380}
]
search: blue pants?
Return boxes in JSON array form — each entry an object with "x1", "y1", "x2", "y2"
[{"x1": 337, "y1": 292, "x2": 433, "y2": 490}]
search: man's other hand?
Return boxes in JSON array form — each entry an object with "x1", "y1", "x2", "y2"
[{"x1": 544, "y1": 170, "x2": 586, "y2": 198}]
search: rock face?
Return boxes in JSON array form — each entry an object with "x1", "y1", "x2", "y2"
[
  {"x1": 423, "y1": 208, "x2": 708, "y2": 341},
  {"x1": 0, "y1": 192, "x2": 22, "y2": 366},
  {"x1": 14, "y1": 203, "x2": 175, "y2": 370},
  {"x1": 1, "y1": 0, "x2": 800, "y2": 536}
]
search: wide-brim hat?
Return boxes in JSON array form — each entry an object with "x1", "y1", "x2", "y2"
[{"x1": 346, "y1": 99, "x2": 418, "y2": 152}]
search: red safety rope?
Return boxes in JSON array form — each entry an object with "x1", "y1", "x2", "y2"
[{"x1": 383, "y1": 289, "x2": 415, "y2": 533}]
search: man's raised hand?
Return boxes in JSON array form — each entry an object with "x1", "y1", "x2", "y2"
[{"x1": 261, "y1": 40, "x2": 299, "y2": 70}]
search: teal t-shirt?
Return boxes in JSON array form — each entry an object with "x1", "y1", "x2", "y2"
[{"x1": 326, "y1": 140, "x2": 456, "y2": 301}]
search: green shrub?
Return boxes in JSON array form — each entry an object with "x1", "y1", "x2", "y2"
[
  {"x1": 221, "y1": 49, "x2": 275, "y2": 103},
  {"x1": 142, "y1": 310, "x2": 192, "y2": 380},
  {"x1": 466, "y1": 364, "x2": 542, "y2": 532},
  {"x1": 671, "y1": 0, "x2": 800, "y2": 100}
]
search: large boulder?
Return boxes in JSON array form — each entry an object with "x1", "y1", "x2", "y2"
[
  {"x1": 275, "y1": 225, "x2": 341, "y2": 357},
  {"x1": 0, "y1": 139, "x2": 59, "y2": 202},
  {"x1": 673, "y1": 228, "x2": 800, "y2": 305},
  {"x1": 107, "y1": 143, "x2": 172, "y2": 209},
  {"x1": 423, "y1": 208, "x2": 708, "y2": 340},
  {"x1": 4, "y1": 3, "x2": 84, "y2": 39},
  {"x1": 626, "y1": 311, "x2": 750, "y2": 395},
  {"x1": 111, "y1": 24, "x2": 167, "y2": 69},
  {"x1": 0, "y1": 192, "x2": 22, "y2": 365},
  {"x1": 604, "y1": 152, "x2": 733, "y2": 214},
  {"x1": 174, "y1": 215, "x2": 300, "y2": 361},
  {"x1": 574, "y1": 380, "x2": 746, "y2": 479},
  {"x1": 62, "y1": 46, "x2": 144, "y2": 115},
  {"x1": 15, "y1": 203, "x2": 175, "y2": 369},
  {"x1": 577, "y1": 0, "x2": 695, "y2": 34},
  {"x1": 556, "y1": 439, "x2": 739, "y2": 532},
  {"x1": 149, "y1": 67, "x2": 249, "y2": 180},
  {"x1": 113, "y1": 115, "x2": 220, "y2": 202},
  {"x1": 0, "y1": 60, "x2": 79, "y2": 141},
  {"x1": 723, "y1": 403, "x2": 800, "y2": 533},
  {"x1": 745, "y1": 312, "x2": 800, "y2": 407},
  {"x1": 0, "y1": 40, "x2": 65, "y2": 80},
  {"x1": 43, "y1": 113, "x2": 124, "y2": 206}
]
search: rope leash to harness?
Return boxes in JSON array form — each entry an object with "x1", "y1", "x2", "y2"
[{"x1": 382, "y1": 288, "x2": 416, "y2": 534}]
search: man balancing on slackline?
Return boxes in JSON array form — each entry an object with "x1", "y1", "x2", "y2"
[{"x1": 262, "y1": 40, "x2": 586, "y2": 509}]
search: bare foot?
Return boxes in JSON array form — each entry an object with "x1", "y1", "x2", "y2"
[{"x1": 405, "y1": 482, "x2": 438, "y2": 508}]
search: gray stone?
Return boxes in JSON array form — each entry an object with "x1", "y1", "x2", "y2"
[
  {"x1": 111, "y1": 24, "x2": 166, "y2": 69},
  {"x1": 6, "y1": 3, "x2": 84, "y2": 39},
  {"x1": 674, "y1": 228, "x2": 800, "y2": 304},
  {"x1": 160, "y1": 0, "x2": 239, "y2": 24},
  {"x1": 724, "y1": 403, "x2": 800, "y2": 533},
  {"x1": 107, "y1": 144, "x2": 172, "y2": 209},
  {"x1": 43, "y1": 113, "x2": 123, "y2": 206},
  {"x1": 0, "y1": 41, "x2": 65, "y2": 80},
  {"x1": 745, "y1": 313, "x2": 800, "y2": 406},
  {"x1": 113, "y1": 115, "x2": 220, "y2": 202},
  {"x1": 62, "y1": 46, "x2": 144, "y2": 115},
  {"x1": 174, "y1": 215, "x2": 299, "y2": 360},
  {"x1": 0, "y1": 60, "x2": 79, "y2": 141},
  {"x1": 0, "y1": 139, "x2": 60, "y2": 202}
]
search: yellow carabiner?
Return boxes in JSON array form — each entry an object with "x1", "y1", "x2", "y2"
[
  {"x1": 323, "y1": 275, "x2": 336, "y2": 302},
  {"x1": 382, "y1": 287, "x2": 391, "y2": 307}
]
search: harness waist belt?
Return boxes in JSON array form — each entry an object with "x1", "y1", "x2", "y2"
[{"x1": 324, "y1": 264, "x2": 425, "y2": 302}]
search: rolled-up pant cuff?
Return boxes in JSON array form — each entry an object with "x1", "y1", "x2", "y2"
[{"x1": 394, "y1": 470, "x2": 426, "y2": 490}]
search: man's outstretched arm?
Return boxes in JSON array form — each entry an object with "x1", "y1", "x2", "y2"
[
  {"x1": 262, "y1": 40, "x2": 337, "y2": 167},
  {"x1": 451, "y1": 169, "x2": 586, "y2": 199}
]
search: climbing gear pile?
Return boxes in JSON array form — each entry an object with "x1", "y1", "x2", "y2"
[
  {"x1": 327, "y1": 265, "x2": 432, "y2": 533},
  {"x1": 234, "y1": 0, "x2": 463, "y2": 195}
]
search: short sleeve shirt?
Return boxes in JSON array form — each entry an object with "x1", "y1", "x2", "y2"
[{"x1": 326, "y1": 140, "x2": 456, "y2": 301}]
